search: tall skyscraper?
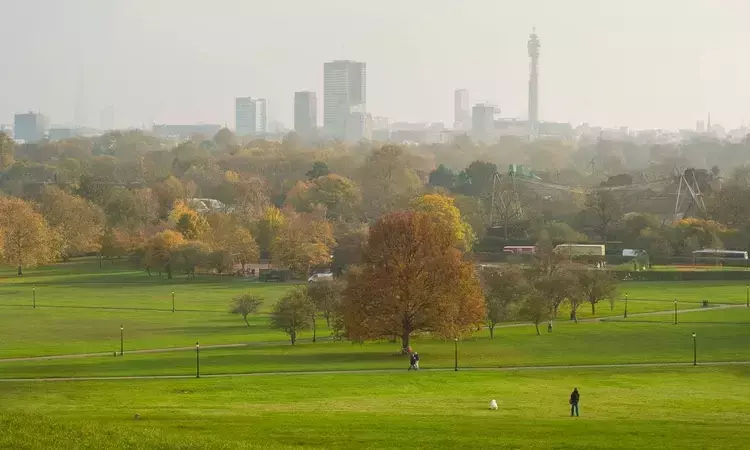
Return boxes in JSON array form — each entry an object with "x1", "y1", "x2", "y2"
[
  {"x1": 235, "y1": 97, "x2": 267, "y2": 136},
  {"x1": 528, "y1": 28, "x2": 541, "y2": 136},
  {"x1": 324, "y1": 60, "x2": 366, "y2": 140},
  {"x1": 454, "y1": 89, "x2": 470, "y2": 131},
  {"x1": 14, "y1": 112, "x2": 46, "y2": 143},
  {"x1": 294, "y1": 91, "x2": 318, "y2": 136}
]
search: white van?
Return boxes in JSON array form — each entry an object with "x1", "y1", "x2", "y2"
[{"x1": 308, "y1": 272, "x2": 334, "y2": 283}]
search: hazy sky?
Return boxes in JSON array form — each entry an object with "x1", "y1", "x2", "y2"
[{"x1": 1, "y1": 0, "x2": 748, "y2": 130}]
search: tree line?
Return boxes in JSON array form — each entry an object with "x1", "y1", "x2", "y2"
[{"x1": 2, "y1": 127, "x2": 750, "y2": 276}]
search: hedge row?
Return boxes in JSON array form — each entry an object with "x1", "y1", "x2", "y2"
[{"x1": 618, "y1": 270, "x2": 750, "y2": 282}]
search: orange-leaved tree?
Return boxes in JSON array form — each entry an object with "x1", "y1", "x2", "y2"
[{"x1": 342, "y1": 210, "x2": 485, "y2": 351}]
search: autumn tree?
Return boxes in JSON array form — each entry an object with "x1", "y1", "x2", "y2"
[
  {"x1": 175, "y1": 210, "x2": 210, "y2": 240},
  {"x1": 482, "y1": 267, "x2": 528, "y2": 338},
  {"x1": 410, "y1": 193, "x2": 476, "y2": 250},
  {"x1": 306, "y1": 161, "x2": 330, "y2": 179},
  {"x1": 208, "y1": 249, "x2": 233, "y2": 277},
  {"x1": 253, "y1": 206, "x2": 285, "y2": 255},
  {"x1": 342, "y1": 211, "x2": 485, "y2": 351},
  {"x1": 331, "y1": 223, "x2": 368, "y2": 275},
  {"x1": 360, "y1": 145, "x2": 421, "y2": 219},
  {"x1": 0, "y1": 132, "x2": 14, "y2": 170},
  {"x1": 270, "y1": 287, "x2": 316, "y2": 345},
  {"x1": 302, "y1": 174, "x2": 362, "y2": 220},
  {"x1": 229, "y1": 294, "x2": 263, "y2": 327},
  {"x1": 271, "y1": 209, "x2": 335, "y2": 277},
  {"x1": 0, "y1": 197, "x2": 59, "y2": 275},
  {"x1": 519, "y1": 285, "x2": 554, "y2": 336},
  {"x1": 39, "y1": 186, "x2": 105, "y2": 261},
  {"x1": 306, "y1": 278, "x2": 345, "y2": 328},
  {"x1": 577, "y1": 269, "x2": 618, "y2": 316},
  {"x1": 144, "y1": 230, "x2": 185, "y2": 279},
  {"x1": 585, "y1": 190, "x2": 622, "y2": 243},
  {"x1": 173, "y1": 241, "x2": 211, "y2": 279}
]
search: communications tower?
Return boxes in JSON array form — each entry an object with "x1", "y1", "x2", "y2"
[{"x1": 528, "y1": 28, "x2": 540, "y2": 137}]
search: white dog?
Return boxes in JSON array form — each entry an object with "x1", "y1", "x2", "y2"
[{"x1": 489, "y1": 399, "x2": 498, "y2": 410}]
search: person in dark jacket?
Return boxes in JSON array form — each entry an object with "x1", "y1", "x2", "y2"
[
  {"x1": 408, "y1": 352, "x2": 417, "y2": 371},
  {"x1": 569, "y1": 388, "x2": 580, "y2": 417}
]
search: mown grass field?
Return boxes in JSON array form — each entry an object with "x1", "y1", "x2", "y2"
[
  {"x1": 2, "y1": 260, "x2": 750, "y2": 448},
  {"x1": 2, "y1": 367, "x2": 750, "y2": 449}
]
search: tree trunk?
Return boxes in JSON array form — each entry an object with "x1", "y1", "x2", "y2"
[
  {"x1": 312, "y1": 314, "x2": 317, "y2": 343},
  {"x1": 167, "y1": 264, "x2": 172, "y2": 280},
  {"x1": 504, "y1": 219, "x2": 509, "y2": 240},
  {"x1": 534, "y1": 323, "x2": 540, "y2": 336},
  {"x1": 17, "y1": 265, "x2": 22, "y2": 276},
  {"x1": 591, "y1": 302, "x2": 596, "y2": 315},
  {"x1": 290, "y1": 329, "x2": 297, "y2": 345},
  {"x1": 243, "y1": 315, "x2": 249, "y2": 327},
  {"x1": 325, "y1": 312, "x2": 330, "y2": 328},
  {"x1": 401, "y1": 330, "x2": 411, "y2": 352},
  {"x1": 571, "y1": 309, "x2": 578, "y2": 323},
  {"x1": 489, "y1": 324, "x2": 495, "y2": 339},
  {"x1": 98, "y1": 252, "x2": 103, "y2": 269}
]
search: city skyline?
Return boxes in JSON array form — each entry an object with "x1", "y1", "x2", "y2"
[{"x1": 1, "y1": 1, "x2": 749, "y2": 131}]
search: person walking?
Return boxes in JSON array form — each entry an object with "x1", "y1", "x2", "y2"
[
  {"x1": 569, "y1": 388, "x2": 580, "y2": 417},
  {"x1": 548, "y1": 320, "x2": 553, "y2": 333},
  {"x1": 408, "y1": 352, "x2": 416, "y2": 371},
  {"x1": 412, "y1": 352, "x2": 420, "y2": 371}
]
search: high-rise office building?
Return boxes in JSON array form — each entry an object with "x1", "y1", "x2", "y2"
[
  {"x1": 454, "y1": 89, "x2": 470, "y2": 130},
  {"x1": 14, "y1": 112, "x2": 46, "y2": 143},
  {"x1": 324, "y1": 60, "x2": 366, "y2": 140},
  {"x1": 235, "y1": 97, "x2": 267, "y2": 136},
  {"x1": 528, "y1": 28, "x2": 541, "y2": 137},
  {"x1": 294, "y1": 91, "x2": 318, "y2": 136}
]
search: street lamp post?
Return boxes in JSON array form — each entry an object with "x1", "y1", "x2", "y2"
[
  {"x1": 32, "y1": 286, "x2": 36, "y2": 309},
  {"x1": 674, "y1": 299, "x2": 678, "y2": 325},
  {"x1": 196, "y1": 342, "x2": 200, "y2": 378},
  {"x1": 692, "y1": 332, "x2": 697, "y2": 366},
  {"x1": 624, "y1": 293, "x2": 628, "y2": 318},
  {"x1": 120, "y1": 325, "x2": 124, "y2": 356},
  {"x1": 454, "y1": 338, "x2": 458, "y2": 371},
  {"x1": 172, "y1": 290, "x2": 175, "y2": 313}
]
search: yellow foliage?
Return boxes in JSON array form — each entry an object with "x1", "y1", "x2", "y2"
[
  {"x1": 410, "y1": 193, "x2": 477, "y2": 250},
  {"x1": 168, "y1": 200, "x2": 195, "y2": 224}
]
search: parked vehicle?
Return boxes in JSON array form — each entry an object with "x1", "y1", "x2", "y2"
[
  {"x1": 308, "y1": 272, "x2": 334, "y2": 283},
  {"x1": 554, "y1": 244, "x2": 606, "y2": 257}
]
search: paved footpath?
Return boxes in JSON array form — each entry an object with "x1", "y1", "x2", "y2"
[
  {"x1": 0, "y1": 303, "x2": 745, "y2": 363},
  {"x1": 1, "y1": 360, "x2": 749, "y2": 383}
]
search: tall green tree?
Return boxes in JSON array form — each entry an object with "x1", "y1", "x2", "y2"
[{"x1": 270, "y1": 287, "x2": 316, "y2": 345}]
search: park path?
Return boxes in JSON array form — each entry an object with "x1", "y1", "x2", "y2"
[
  {"x1": 0, "y1": 360, "x2": 749, "y2": 383},
  {"x1": 0, "y1": 303, "x2": 745, "y2": 363}
]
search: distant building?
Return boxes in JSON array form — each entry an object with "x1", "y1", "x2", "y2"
[
  {"x1": 235, "y1": 97, "x2": 268, "y2": 136},
  {"x1": 324, "y1": 60, "x2": 367, "y2": 140},
  {"x1": 454, "y1": 89, "x2": 471, "y2": 130},
  {"x1": 472, "y1": 104, "x2": 498, "y2": 142},
  {"x1": 14, "y1": 112, "x2": 46, "y2": 143},
  {"x1": 371, "y1": 116, "x2": 391, "y2": 141},
  {"x1": 294, "y1": 91, "x2": 318, "y2": 137},
  {"x1": 696, "y1": 120, "x2": 706, "y2": 134},
  {"x1": 151, "y1": 124, "x2": 222, "y2": 140}
]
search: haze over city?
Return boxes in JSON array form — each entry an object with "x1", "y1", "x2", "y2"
[{"x1": 1, "y1": 0, "x2": 749, "y2": 130}]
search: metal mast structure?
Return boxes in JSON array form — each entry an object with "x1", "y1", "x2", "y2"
[{"x1": 528, "y1": 28, "x2": 541, "y2": 139}]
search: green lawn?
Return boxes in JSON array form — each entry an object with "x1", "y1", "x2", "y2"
[
  {"x1": 2, "y1": 367, "x2": 749, "y2": 449},
  {"x1": 2, "y1": 260, "x2": 750, "y2": 448},
  {"x1": 4, "y1": 311, "x2": 750, "y2": 379}
]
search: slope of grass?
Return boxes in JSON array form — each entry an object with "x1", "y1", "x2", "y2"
[{"x1": 1, "y1": 367, "x2": 749, "y2": 449}]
